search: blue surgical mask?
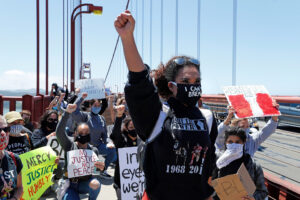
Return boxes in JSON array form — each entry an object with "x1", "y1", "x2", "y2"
[{"x1": 91, "y1": 106, "x2": 101, "y2": 114}]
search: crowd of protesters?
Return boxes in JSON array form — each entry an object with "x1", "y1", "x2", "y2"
[{"x1": 0, "y1": 10, "x2": 283, "y2": 200}]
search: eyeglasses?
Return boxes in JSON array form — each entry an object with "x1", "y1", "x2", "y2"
[
  {"x1": 173, "y1": 58, "x2": 200, "y2": 66},
  {"x1": 0, "y1": 127, "x2": 10, "y2": 133},
  {"x1": 47, "y1": 118, "x2": 58, "y2": 123}
]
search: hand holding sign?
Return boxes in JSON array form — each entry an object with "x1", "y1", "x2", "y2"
[{"x1": 82, "y1": 92, "x2": 88, "y2": 99}]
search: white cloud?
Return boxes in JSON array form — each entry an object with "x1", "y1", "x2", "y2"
[{"x1": 0, "y1": 70, "x2": 63, "y2": 90}]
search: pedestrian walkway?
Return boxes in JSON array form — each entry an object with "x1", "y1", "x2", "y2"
[{"x1": 40, "y1": 166, "x2": 117, "y2": 200}]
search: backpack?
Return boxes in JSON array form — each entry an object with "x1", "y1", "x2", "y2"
[{"x1": 137, "y1": 105, "x2": 213, "y2": 171}]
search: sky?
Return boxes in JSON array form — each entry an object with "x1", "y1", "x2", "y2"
[{"x1": 0, "y1": 0, "x2": 299, "y2": 96}]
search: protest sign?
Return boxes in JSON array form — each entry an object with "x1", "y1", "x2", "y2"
[
  {"x1": 19, "y1": 146, "x2": 57, "y2": 200},
  {"x1": 212, "y1": 163, "x2": 256, "y2": 200},
  {"x1": 67, "y1": 149, "x2": 99, "y2": 178},
  {"x1": 223, "y1": 85, "x2": 280, "y2": 118},
  {"x1": 76, "y1": 78, "x2": 105, "y2": 100},
  {"x1": 118, "y1": 147, "x2": 145, "y2": 200},
  {"x1": 47, "y1": 136, "x2": 66, "y2": 159}
]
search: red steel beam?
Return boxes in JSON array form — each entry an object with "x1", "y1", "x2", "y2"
[
  {"x1": 36, "y1": 0, "x2": 40, "y2": 95},
  {"x1": 46, "y1": 0, "x2": 49, "y2": 95}
]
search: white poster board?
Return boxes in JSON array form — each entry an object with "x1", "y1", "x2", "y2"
[
  {"x1": 47, "y1": 136, "x2": 66, "y2": 159},
  {"x1": 67, "y1": 149, "x2": 99, "y2": 178},
  {"x1": 223, "y1": 85, "x2": 280, "y2": 118},
  {"x1": 118, "y1": 147, "x2": 145, "y2": 200},
  {"x1": 76, "y1": 78, "x2": 105, "y2": 100}
]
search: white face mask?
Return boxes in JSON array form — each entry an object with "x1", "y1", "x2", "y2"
[{"x1": 216, "y1": 143, "x2": 244, "y2": 169}]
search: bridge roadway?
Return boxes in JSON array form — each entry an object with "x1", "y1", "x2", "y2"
[{"x1": 41, "y1": 122, "x2": 300, "y2": 200}]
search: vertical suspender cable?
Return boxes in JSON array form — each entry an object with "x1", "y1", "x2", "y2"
[
  {"x1": 63, "y1": 0, "x2": 65, "y2": 86},
  {"x1": 66, "y1": 0, "x2": 69, "y2": 88},
  {"x1": 150, "y1": 0, "x2": 152, "y2": 67},
  {"x1": 232, "y1": 0, "x2": 237, "y2": 86},
  {"x1": 197, "y1": 0, "x2": 201, "y2": 61},
  {"x1": 175, "y1": 0, "x2": 178, "y2": 56},
  {"x1": 104, "y1": 0, "x2": 131, "y2": 84},
  {"x1": 160, "y1": 0, "x2": 163, "y2": 62},
  {"x1": 142, "y1": 0, "x2": 144, "y2": 59}
]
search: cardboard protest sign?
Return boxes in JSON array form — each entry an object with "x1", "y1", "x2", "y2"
[
  {"x1": 19, "y1": 146, "x2": 58, "y2": 200},
  {"x1": 47, "y1": 136, "x2": 66, "y2": 159},
  {"x1": 223, "y1": 85, "x2": 280, "y2": 118},
  {"x1": 212, "y1": 163, "x2": 256, "y2": 200},
  {"x1": 76, "y1": 78, "x2": 105, "y2": 100},
  {"x1": 118, "y1": 147, "x2": 145, "y2": 200},
  {"x1": 67, "y1": 149, "x2": 99, "y2": 178}
]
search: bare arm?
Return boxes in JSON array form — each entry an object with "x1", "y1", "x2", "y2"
[
  {"x1": 12, "y1": 173, "x2": 23, "y2": 200},
  {"x1": 115, "y1": 10, "x2": 145, "y2": 72}
]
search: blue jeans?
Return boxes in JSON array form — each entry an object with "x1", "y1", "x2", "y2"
[
  {"x1": 63, "y1": 178, "x2": 101, "y2": 200},
  {"x1": 97, "y1": 142, "x2": 117, "y2": 169}
]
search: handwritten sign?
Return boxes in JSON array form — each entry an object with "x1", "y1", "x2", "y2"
[
  {"x1": 67, "y1": 149, "x2": 99, "y2": 178},
  {"x1": 212, "y1": 163, "x2": 256, "y2": 200},
  {"x1": 47, "y1": 136, "x2": 66, "y2": 159},
  {"x1": 76, "y1": 78, "x2": 105, "y2": 100},
  {"x1": 19, "y1": 146, "x2": 57, "y2": 200},
  {"x1": 223, "y1": 85, "x2": 280, "y2": 118},
  {"x1": 118, "y1": 147, "x2": 145, "y2": 200}
]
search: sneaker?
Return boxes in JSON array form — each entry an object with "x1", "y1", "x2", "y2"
[{"x1": 99, "y1": 170, "x2": 113, "y2": 180}]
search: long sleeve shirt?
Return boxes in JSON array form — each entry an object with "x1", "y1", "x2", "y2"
[
  {"x1": 125, "y1": 68, "x2": 218, "y2": 200},
  {"x1": 71, "y1": 97, "x2": 108, "y2": 147},
  {"x1": 216, "y1": 119, "x2": 278, "y2": 157}
]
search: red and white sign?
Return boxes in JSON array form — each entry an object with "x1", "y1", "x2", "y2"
[
  {"x1": 67, "y1": 149, "x2": 99, "y2": 178},
  {"x1": 223, "y1": 85, "x2": 280, "y2": 118}
]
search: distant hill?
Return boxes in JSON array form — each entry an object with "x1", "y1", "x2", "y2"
[{"x1": 0, "y1": 89, "x2": 45, "y2": 96}]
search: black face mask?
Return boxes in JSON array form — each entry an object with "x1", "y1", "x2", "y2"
[
  {"x1": 172, "y1": 82, "x2": 202, "y2": 107},
  {"x1": 128, "y1": 130, "x2": 137, "y2": 137},
  {"x1": 47, "y1": 121, "x2": 57, "y2": 131},
  {"x1": 75, "y1": 134, "x2": 91, "y2": 144}
]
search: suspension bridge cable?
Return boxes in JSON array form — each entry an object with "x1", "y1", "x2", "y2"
[
  {"x1": 66, "y1": 0, "x2": 69, "y2": 88},
  {"x1": 160, "y1": 0, "x2": 163, "y2": 62},
  {"x1": 175, "y1": 0, "x2": 178, "y2": 55},
  {"x1": 142, "y1": 0, "x2": 144, "y2": 59},
  {"x1": 150, "y1": 0, "x2": 152, "y2": 67},
  {"x1": 197, "y1": 0, "x2": 201, "y2": 61},
  {"x1": 104, "y1": 0, "x2": 131, "y2": 84},
  {"x1": 63, "y1": 0, "x2": 65, "y2": 86}
]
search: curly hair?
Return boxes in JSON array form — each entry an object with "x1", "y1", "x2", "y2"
[
  {"x1": 39, "y1": 110, "x2": 58, "y2": 129},
  {"x1": 154, "y1": 56, "x2": 200, "y2": 99}
]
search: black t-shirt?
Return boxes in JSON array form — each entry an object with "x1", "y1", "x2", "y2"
[
  {"x1": 0, "y1": 151, "x2": 23, "y2": 199},
  {"x1": 6, "y1": 135, "x2": 31, "y2": 155}
]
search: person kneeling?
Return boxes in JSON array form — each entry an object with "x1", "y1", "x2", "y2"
[
  {"x1": 212, "y1": 127, "x2": 268, "y2": 200},
  {"x1": 56, "y1": 104, "x2": 105, "y2": 200}
]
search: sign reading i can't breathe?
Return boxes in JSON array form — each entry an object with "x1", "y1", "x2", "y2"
[
  {"x1": 67, "y1": 149, "x2": 99, "y2": 178},
  {"x1": 118, "y1": 147, "x2": 145, "y2": 200},
  {"x1": 223, "y1": 85, "x2": 281, "y2": 118},
  {"x1": 76, "y1": 78, "x2": 105, "y2": 100}
]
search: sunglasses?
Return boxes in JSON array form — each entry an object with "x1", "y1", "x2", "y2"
[
  {"x1": 173, "y1": 58, "x2": 200, "y2": 66},
  {"x1": 0, "y1": 127, "x2": 10, "y2": 132},
  {"x1": 47, "y1": 118, "x2": 58, "y2": 123}
]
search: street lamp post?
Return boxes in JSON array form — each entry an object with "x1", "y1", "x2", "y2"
[{"x1": 70, "y1": 4, "x2": 103, "y2": 92}]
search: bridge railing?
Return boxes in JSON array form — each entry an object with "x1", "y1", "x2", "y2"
[{"x1": 0, "y1": 94, "x2": 51, "y2": 123}]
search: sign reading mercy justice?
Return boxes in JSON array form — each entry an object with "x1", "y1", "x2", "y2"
[
  {"x1": 19, "y1": 146, "x2": 57, "y2": 200},
  {"x1": 67, "y1": 149, "x2": 99, "y2": 178},
  {"x1": 75, "y1": 78, "x2": 105, "y2": 100},
  {"x1": 118, "y1": 147, "x2": 145, "y2": 200},
  {"x1": 223, "y1": 85, "x2": 280, "y2": 118}
]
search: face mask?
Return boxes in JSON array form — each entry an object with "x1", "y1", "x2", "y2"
[
  {"x1": 0, "y1": 131, "x2": 9, "y2": 150},
  {"x1": 171, "y1": 82, "x2": 202, "y2": 107},
  {"x1": 47, "y1": 121, "x2": 57, "y2": 131},
  {"x1": 216, "y1": 143, "x2": 244, "y2": 169},
  {"x1": 75, "y1": 134, "x2": 90, "y2": 144},
  {"x1": 128, "y1": 130, "x2": 137, "y2": 137},
  {"x1": 9, "y1": 125, "x2": 23, "y2": 136},
  {"x1": 91, "y1": 106, "x2": 101, "y2": 115},
  {"x1": 24, "y1": 117, "x2": 30, "y2": 123}
]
